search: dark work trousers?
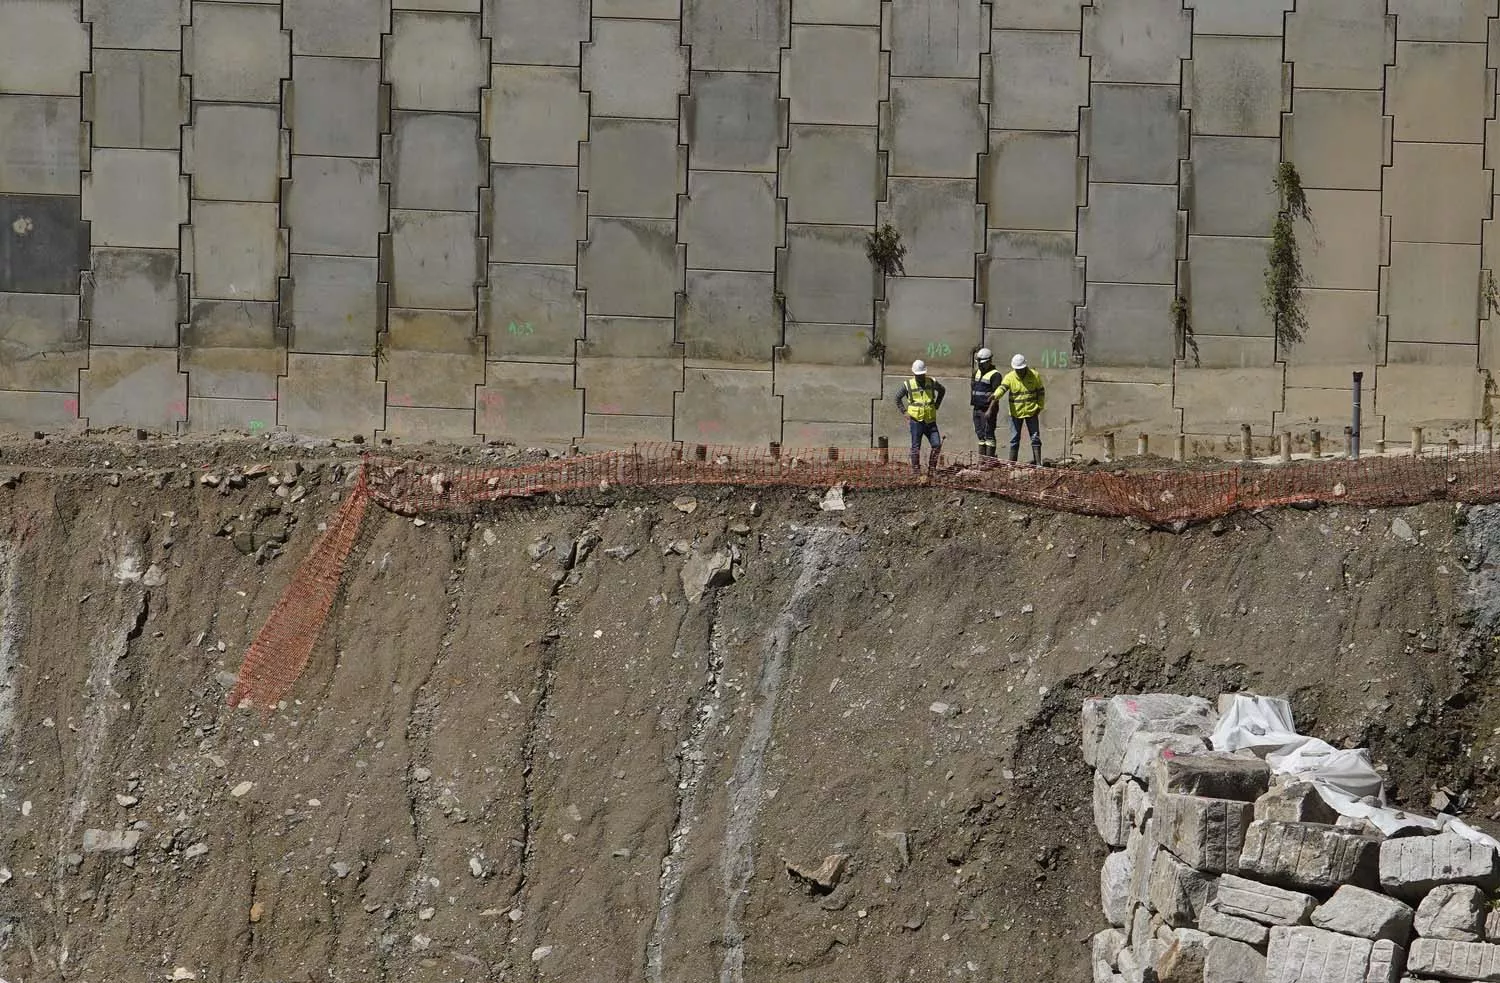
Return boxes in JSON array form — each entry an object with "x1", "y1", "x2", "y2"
[{"x1": 908, "y1": 418, "x2": 942, "y2": 473}]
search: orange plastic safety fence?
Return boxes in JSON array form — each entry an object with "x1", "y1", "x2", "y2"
[{"x1": 231, "y1": 444, "x2": 1500, "y2": 710}]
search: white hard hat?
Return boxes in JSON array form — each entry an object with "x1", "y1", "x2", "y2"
[
  {"x1": 911, "y1": 359, "x2": 927, "y2": 375},
  {"x1": 1011, "y1": 353, "x2": 1028, "y2": 371},
  {"x1": 976, "y1": 348, "x2": 993, "y2": 362}
]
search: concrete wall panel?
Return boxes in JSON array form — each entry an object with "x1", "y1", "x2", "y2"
[
  {"x1": 0, "y1": 0, "x2": 89, "y2": 95},
  {"x1": 0, "y1": 292, "x2": 85, "y2": 391},
  {"x1": 83, "y1": 149, "x2": 188, "y2": 249},
  {"x1": 1387, "y1": 42, "x2": 1490, "y2": 144},
  {"x1": 0, "y1": 391, "x2": 83, "y2": 431},
  {"x1": 1076, "y1": 377, "x2": 1177, "y2": 435},
  {"x1": 679, "y1": 270, "x2": 779, "y2": 362},
  {"x1": 1386, "y1": 241, "x2": 1481, "y2": 344},
  {"x1": 782, "y1": 125, "x2": 878, "y2": 226},
  {"x1": 578, "y1": 315, "x2": 678, "y2": 357},
  {"x1": 486, "y1": 66, "x2": 588, "y2": 166},
  {"x1": 384, "y1": 11, "x2": 486, "y2": 112},
  {"x1": 85, "y1": 0, "x2": 188, "y2": 50},
  {"x1": 187, "y1": 103, "x2": 284, "y2": 202},
  {"x1": 287, "y1": 254, "x2": 380, "y2": 353},
  {"x1": 0, "y1": 96, "x2": 82, "y2": 196},
  {"x1": 181, "y1": 315, "x2": 286, "y2": 400},
  {"x1": 1187, "y1": 36, "x2": 1286, "y2": 138},
  {"x1": 983, "y1": 231, "x2": 1083, "y2": 334},
  {"x1": 85, "y1": 248, "x2": 184, "y2": 347},
  {"x1": 1284, "y1": 0, "x2": 1392, "y2": 90},
  {"x1": 187, "y1": 2, "x2": 290, "y2": 103},
  {"x1": 687, "y1": 71, "x2": 783, "y2": 173},
  {"x1": 984, "y1": 131, "x2": 1082, "y2": 231},
  {"x1": 481, "y1": 264, "x2": 583, "y2": 360},
  {"x1": 1301, "y1": 190, "x2": 1383, "y2": 290},
  {"x1": 1085, "y1": 83, "x2": 1183, "y2": 184},
  {"x1": 1376, "y1": 364, "x2": 1482, "y2": 432},
  {"x1": 579, "y1": 410, "x2": 674, "y2": 445},
  {"x1": 577, "y1": 218, "x2": 680, "y2": 318},
  {"x1": 489, "y1": 165, "x2": 583, "y2": 265},
  {"x1": 680, "y1": 172, "x2": 778, "y2": 272},
  {"x1": 582, "y1": 118, "x2": 683, "y2": 219},
  {"x1": 1175, "y1": 367, "x2": 1283, "y2": 433},
  {"x1": 1078, "y1": 183, "x2": 1181, "y2": 284},
  {"x1": 887, "y1": 78, "x2": 986, "y2": 178},
  {"x1": 476, "y1": 361, "x2": 581, "y2": 443},
  {"x1": 684, "y1": 0, "x2": 787, "y2": 72},
  {"x1": 188, "y1": 201, "x2": 285, "y2": 301},
  {"x1": 1079, "y1": 282, "x2": 1178, "y2": 366},
  {"x1": 989, "y1": 31, "x2": 1089, "y2": 131},
  {"x1": 81, "y1": 345, "x2": 187, "y2": 430},
  {"x1": 577, "y1": 352, "x2": 681, "y2": 416},
  {"x1": 386, "y1": 113, "x2": 483, "y2": 212},
  {"x1": 889, "y1": 0, "x2": 985, "y2": 78},
  {"x1": 0, "y1": 195, "x2": 88, "y2": 294},
  {"x1": 1388, "y1": 0, "x2": 1492, "y2": 42},
  {"x1": 1284, "y1": 288, "x2": 1383, "y2": 364},
  {"x1": 380, "y1": 309, "x2": 484, "y2": 408},
  {"x1": 290, "y1": 57, "x2": 383, "y2": 158},
  {"x1": 89, "y1": 50, "x2": 186, "y2": 150},
  {"x1": 1082, "y1": 0, "x2": 1191, "y2": 84},
  {"x1": 285, "y1": 0, "x2": 388, "y2": 57},
  {"x1": 991, "y1": 0, "x2": 1081, "y2": 31},
  {"x1": 581, "y1": 19, "x2": 688, "y2": 119},
  {"x1": 1283, "y1": 88, "x2": 1386, "y2": 191},
  {"x1": 1186, "y1": 0, "x2": 1294, "y2": 37},
  {"x1": 878, "y1": 277, "x2": 982, "y2": 370},
  {"x1": 286, "y1": 156, "x2": 385, "y2": 257},
  {"x1": 791, "y1": 0, "x2": 878, "y2": 24},
  {"x1": 1185, "y1": 136, "x2": 1279, "y2": 236},
  {"x1": 785, "y1": 25, "x2": 881, "y2": 125},
  {"x1": 781, "y1": 224, "x2": 873, "y2": 325},
  {"x1": 182, "y1": 396, "x2": 278, "y2": 433},
  {"x1": 595, "y1": 0, "x2": 681, "y2": 20},
  {"x1": 386, "y1": 209, "x2": 481, "y2": 309},
  {"x1": 278, "y1": 352, "x2": 384, "y2": 434},
  {"x1": 1183, "y1": 235, "x2": 1272, "y2": 337},
  {"x1": 1384, "y1": 143, "x2": 1489, "y2": 244},
  {"x1": 879, "y1": 178, "x2": 982, "y2": 279},
  {"x1": 486, "y1": 0, "x2": 588, "y2": 66},
  {"x1": 676, "y1": 368, "x2": 780, "y2": 445}
]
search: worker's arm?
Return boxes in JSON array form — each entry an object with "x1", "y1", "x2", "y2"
[
  {"x1": 933, "y1": 379, "x2": 947, "y2": 408},
  {"x1": 988, "y1": 377, "x2": 1011, "y2": 411},
  {"x1": 894, "y1": 386, "x2": 909, "y2": 413}
]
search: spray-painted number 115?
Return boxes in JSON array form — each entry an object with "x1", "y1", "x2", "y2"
[{"x1": 507, "y1": 321, "x2": 535, "y2": 336}]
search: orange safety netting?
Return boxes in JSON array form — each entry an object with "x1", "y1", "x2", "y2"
[{"x1": 229, "y1": 443, "x2": 1500, "y2": 711}]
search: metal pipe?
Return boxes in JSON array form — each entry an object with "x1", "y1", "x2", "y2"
[
  {"x1": 1104, "y1": 433, "x2": 1116, "y2": 462},
  {"x1": 1350, "y1": 372, "x2": 1363, "y2": 459},
  {"x1": 1240, "y1": 424, "x2": 1253, "y2": 462},
  {"x1": 1412, "y1": 427, "x2": 1423, "y2": 457},
  {"x1": 1311, "y1": 430, "x2": 1322, "y2": 458}
]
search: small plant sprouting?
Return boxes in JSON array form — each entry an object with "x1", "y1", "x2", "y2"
[
  {"x1": 1171, "y1": 295, "x2": 1200, "y2": 368},
  {"x1": 865, "y1": 223, "x2": 907, "y2": 278},
  {"x1": 866, "y1": 334, "x2": 887, "y2": 362},
  {"x1": 1264, "y1": 161, "x2": 1313, "y2": 351},
  {"x1": 773, "y1": 289, "x2": 791, "y2": 323},
  {"x1": 1485, "y1": 271, "x2": 1500, "y2": 318}
]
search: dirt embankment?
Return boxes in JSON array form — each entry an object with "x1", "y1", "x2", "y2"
[{"x1": 0, "y1": 437, "x2": 1495, "y2": 983}]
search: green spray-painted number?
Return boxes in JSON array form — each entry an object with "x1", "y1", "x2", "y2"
[
  {"x1": 926, "y1": 341, "x2": 952, "y2": 358},
  {"x1": 248, "y1": 419, "x2": 266, "y2": 431},
  {"x1": 508, "y1": 321, "x2": 535, "y2": 336}
]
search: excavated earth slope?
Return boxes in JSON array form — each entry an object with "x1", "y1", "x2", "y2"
[{"x1": 0, "y1": 436, "x2": 1498, "y2": 983}]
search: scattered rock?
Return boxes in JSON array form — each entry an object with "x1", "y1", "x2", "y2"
[
  {"x1": 728, "y1": 520, "x2": 751, "y2": 535},
  {"x1": 184, "y1": 842, "x2": 209, "y2": 860},
  {"x1": 820, "y1": 484, "x2": 847, "y2": 512},
  {"x1": 249, "y1": 901, "x2": 264, "y2": 923},
  {"x1": 412, "y1": 767, "x2": 432, "y2": 783},
  {"x1": 672, "y1": 496, "x2": 698, "y2": 514},
  {"x1": 469, "y1": 856, "x2": 485, "y2": 878},
  {"x1": 531, "y1": 945, "x2": 554, "y2": 963},
  {"x1": 331, "y1": 861, "x2": 351, "y2": 880},
  {"x1": 604, "y1": 545, "x2": 638, "y2": 561},
  {"x1": 787, "y1": 853, "x2": 850, "y2": 895},
  {"x1": 82, "y1": 829, "x2": 141, "y2": 854},
  {"x1": 750, "y1": 501, "x2": 762, "y2": 517},
  {"x1": 526, "y1": 539, "x2": 553, "y2": 561},
  {"x1": 1390, "y1": 518, "x2": 1416, "y2": 544},
  {"x1": 199, "y1": 474, "x2": 220, "y2": 487},
  {"x1": 0, "y1": 867, "x2": 11, "y2": 885},
  {"x1": 142, "y1": 565, "x2": 166, "y2": 588},
  {"x1": 929, "y1": 702, "x2": 959, "y2": 718},
  {"x1": 681, "y1": 548, "x2": 735, "y2": 603},
  {"x1": 171, "y1": 968, "x2": 197, "y2": 981},
  {"x1": 230, "y1": 781, "x2": 254, "y2": 798},
  {"x1": 115, "y1": 794, "x2": 139, "y2": 808},
  {"x1": 418, "y1": 907, "x2": 435, "y2": 921}
]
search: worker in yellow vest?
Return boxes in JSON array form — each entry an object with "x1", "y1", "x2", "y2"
[
  {"x1": 970, "y1": 348, "x2": 1003, "y2": 457},
  {"x1": 894, "y1": 359, "x2": 946, "y2": 481},
  {"x1": 996, "y1": 353, "x2": 1045, "y2": 466}
]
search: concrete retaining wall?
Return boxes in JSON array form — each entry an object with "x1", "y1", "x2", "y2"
[{"x1": 0, "y1": 0, "x2": 1494, "y2": 455}]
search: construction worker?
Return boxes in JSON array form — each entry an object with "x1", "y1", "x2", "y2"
[
  {"x1": 895, "y1": 359, "x2": 946, "y2": 480},
  {"x1": 970, "y1": 348, "x2": 1003, "y2": 457},
  {"x1": 997, "y1": 352, "x2": 1045, "y2": 465}
]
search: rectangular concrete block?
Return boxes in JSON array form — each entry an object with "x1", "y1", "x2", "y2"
[
  {"x1": 188, "y1": 201, "x2": 284, "y2": 301},
  {"x1": 181, "y1": 307, "x2": 286, "y2": 400},
  {"x1": 592, "y1": 0, "x2": 680, "y2": 20},
  {"x1": 1086, "y1": 83, "x2": 1184, "y2": 185},
  {"x1": 578, "y1": 354, "x2": 682, "y2": 418},
  {"x1": 1187, "y1": 137, "x2": 1279, "y2": 237},
  {"x1": 1240, "y1": 821, "x2": 1381, "y2": 892},
  {"x1": 1380, "y1": 833, "x2": 1500, "y2": 901},
  {"x1": 1301, "y1": 191, "x2": 1382, "y2": 290},
  {"x1": 983, "y1": 230, "x2": 1083, "y2": 334},
  {"x1": 486, "y1": 65, "x2": 588, "y2": 165},
  {"x1": 1265, "y1": 926, "x2": 1374, "y2": 983},
  {"x1": 489, "y1": 164, "x2": 582, "y2": 265},
  {"x1": 386, "y1": 113, "x2": 483, "y2": 212},
  {"x1": 386, "y1": 209, "x2": 481, "y2": 309},
  {"x1": 84, "y1": 247, "x2": 184, "y2": 347},
  {"x1": 985, "y1": 130, "x2": 1082, "y2": 232},
  {"x1": 481, "y1": 263, "x2": 582, "y2": 360},
  {"x1": 0, "y1": 390, "x2": 82, "y2": 431},
  {"x1": 675, "y1": 368, "x2": 781, "y2": 445},
  {"x1": 1388, "y1": 0, "x2": 1492, "y2": 42},
  {"x1": 1388, "y1": 42, "x2": 1490, "y2": 145},
  {"x1": 0, "y1": 194, "x2": 89, "y2": 294},
  {"x1": 476, "y1": 360, "x2": 581, "y2": 443},
  {"x1": 380, "y1": 406, "x2": 480, "y2": 443},
  {"x1": 285, "y1": 0, "x2": 388, "y2": 57},
  {"x1": 889, "y1": 0, "x2": 985, "y2": 78},
  {"x1": 775, "y1": 323, "x2": 881, "y2": 421},
  {"x1": 486, "y1": 0, "x2": 587, "y2": 66},
  {"x1": 1079, "y1": 184, "x2": 1181, "y2": 285},
  {"x1": 782, "y1": 124, "x2": 878, "y2": 226},
  {"x1": 1184, "y1": 235, "x2": 1274, "y2": 337},
  {"x1": 286, "y1": 156, "x2": 385, "y2": 257},
  {"x1": 578, "y1": 217, "x2": 680, "y2": 317},
  {"x1": 1176, "y1": 367, "x2": 1283, "y2": 433},
  {"x1": 186, "y1": 2, "x2": 289, "y2": 103},
  {"x1": 84, "y1": 0, "x2": 188, "y2": 50},
  {"x1": 681, "y1": 173, "x2": 778, "y2": 272},
  {"x1": 1187, "y1": 0, "x2": 1294, "y2": 36},
  {"x1": 1217, "y1": 874, "x2": 1317, "y2": 927},
  {"x1": 679, "y1": 270, "x2": 780, "y2": 363},
  {"x1": 1187, "y1": 36, "x2": 1286, "y2": 138},
  {"x1": 880, "y1": 178, "x2": 982, "y2": 278},
  {"x1": 182, "y1": 396, "x2": 278, "y2": 434},
  {"x1": 887, "y1": 77, "x2": 986, "y2": 179},
  {"x1": 785, "y1": 24, "x2": 881, "y2": 125},
  {"x1": 1077, "y1": 377, "x2": 1177, "y2": 436},
  {"x1": 583, "y1": 117, "x2": 683, "y2": 219},
  {"x1": 1278, "y1": 289, "x2": 1382, "y2": 366},
  {"x1": 990, "y1": 0, "x2": 1079, "y2": 30},
  {"x1": 1285, "y1": 0, "x2": 1393, "y2": 90},
  {"x1": 687, "y1": 70, "x2": 783, "y2": 173},
  {"x1": 81, "y1": 345, "x2": 187, "y2": 430},
  {"x1": 1386, "y1": 242, "x2": 1481, "y2": 345},
  {"x1": 385, "y1": 11, "x2": 486, "y2": 112},
  {"x1": 380, "y1": 309, "x2": 484, "y2": 408},
  {"x1": 287, "y1": 253, "x2": 379, "y2": 354},
  {"x1": 1079, "y1": 281, "x2": 1178, "y2": 366},
  {"x1": 0, "y1": 0, "x2": 89, "y2": 95},
  {"x1": 0, "y1": 95, "x2": 82, "y2": 195},
  {"x1": 278, "y1": 352, "x2": 385, "y2": 435},
  {"x1": 579, "y1": 411, "x2": 674, "y2": 446},
  {"x1": 1375, "y1": 364, "x2": 1482, "y2": 435},
  {"x1": 684, "y1": 0, "x2": 787, "y2": 72},
  {"x1": 578, "y1": 314, "x2": 677, "y2": 357},
  {"x1": 990, "y1": 30, "x2": 1089, "y2": 130},
  {"x1": 1283, "y1": 89, "x2": 1385, "y2": 192},
  {"x1": 1083, "y1": 0, "x2": 1192, "y2": 84},
  {"x1": 289, "y1": 56, "x2": 383, "y2": 158},
  {"x1": 0, "y1": 292, "x2": 85, "y2": 391},
  {"x1": 83, "y1": 149, "x2": 188, "y2": 249},
  {"x1": 88, "y1": 49, "x2": 185, "y2": 150},
  {"x1": 187, "y1": 103, "x2": 284, "y2": 202},
  {"x1": 782, "y1": 420, "x2": 871, "y2": 447},
  {"x1": 879, "y1": 277, "x2": 983, "y2": 370},
  {"x1": 1408, "y1": 939, "x2": 1500, "y2": 981},
  {"x1": 582, "y1": 19, "x2": 688, "y2": 119},
  {"x1": 782, "y1": 224, "x2": 873, "y2": 325}
]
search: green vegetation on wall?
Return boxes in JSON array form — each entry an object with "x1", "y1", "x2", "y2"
[{"x1": 1264, "y1": 162, "x2": 1313, "y2": 351}]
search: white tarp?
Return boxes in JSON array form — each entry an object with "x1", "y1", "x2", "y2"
[{"x1": 1210, "y1": 694, "x2": 1477, "y2": 841}]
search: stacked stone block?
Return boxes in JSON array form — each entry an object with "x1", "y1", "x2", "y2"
[{"x1": 1085, "y1": 692, "x2": 1500, "y2": 983}]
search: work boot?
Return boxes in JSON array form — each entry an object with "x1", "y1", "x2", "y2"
[
  {"x1": 910, "y1": 449, "x2": 921, "y2": 474},
  {"x1": 928, "y1": 448, "x2": 941, "y2": 474},
  {"x1": 1007, "y1": 445, "x2": 1019, "y2": 463},
  {"x1": 1031, "y1": 444, "x2": 1042, "y2": 467}
]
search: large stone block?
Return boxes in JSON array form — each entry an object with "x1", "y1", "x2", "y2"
[
  {"x1": 879, "y1": 277, "x2": 983, "y2": 370},
  {"x1": 278, "y1": 352, "x2": 385, "y2": 435},
  {"x1": 1417, "y1": 885, "x2": 1486, "y2": 943},
  {"x1": 983, "y1": 230, "x2": 1083, "y2": 334},
  {"x1": 81, "y1": 345, "x2": 187, "y2": 430},
  {"x1": 284, "y1": 0, "x2": 388, "y2": 57},
  {"x1": 1187, "y1": 137, "x2": 1279, "y2": 237},
  {"x1": 0, "y1": 0, "x2": 89, "y2": 95},
  {"x1": 188, "y1": 201, "x2": 284, "y2": 301},
  {"x1": 1256, "y1": 784, "x2": 1342, "y2": 826},
  {"x1": 1311, "y1": 886, "x2": 1413, "y2": 945},
  {"x1": 486, "y1": 0, "x2": 587, "y2": 67},
  {"x1": 1083, "y1": 0, "x2": 1192, "y2": 84},
  {"x1": 581, "y1": 18, "x2": 687, "y2": 119},
  {"x1": 286, "y1": 254, "x2": 380, "y2": 354},
  {"x1": 0, "y1": 95, "x2": 81, "y2": 196},
  {"x1": 1094, "y1": 694, "x2": 1216, "y2": 781},
  {"x1": 186, "y1": 2, "x2": 289, "y2": 103},
  {"x1": 582, "y1": 117, "x2": 683, "y2": 219},
  {"x1": 1202, "y1": 902, "x2": 1273, "y2": 947},
  {"x1": 475, "y1": 361, "x2": 581, "y2": 443},
  {"x1": 1205, "y1": 936, "x2": 1268, "y2": 983},
  {"x1": 1283, "y1": 89, "x2": 1385, "y2": 192},
  {"x1": 1086, "y1": 83, "x2": 1184, "y2": 185},
  {"x1": 84, "y1": 0, "x2": 187, "y2": 50},
  {"x1": 488, "y1": 164, "x2": 582, "y2": 265},
  {"x1": 1265, "y1": 926, "x2": 1374, "y2": 983},
  {"x1": 990, "y1": 31, "x2": 1089, "y2": 130},
  {"x1": 289, "y1": 56, "x2": 383, "y2": 159},
  {"x1": 0, "y1": 292, "x2": 85, "y2": 391},
  {"x1": 782, "y1": 224, "x2": 873, "y2": 324},
  {"x1": 379, "y1": 308, "x2": 484, "y2": 408},
  {"x1": 1096, "y1": 772, "x2": 1132, "y2": 846},
  {"x1": 88, "y1": 49, "x2": 185, "y2": 151},
  {"x1": 1150, "y1": 753, "x2": 1270, "y2": 802},
  {"x1": 1103, "y1": 850, "x2": 1133, "y2": 927},
  {"x1": 1188, "y1": 37, "x2": 1285, "y2": 138},
  {"x1": 680, "y1": 172, "x2": 778, "y2": 273},
  {"x1": 286, "y1": 156, "x2": 385, "y2": 257},
  {"x1": 1187, "y1": 0, "x2": 1294, "y2": 36},
  {"x1": 187, "y1": 103, "x2": 284, "y2": 202},
  {"x1": 879, "y1": 178, "x2": 982, "y2": 278},
  {"x1": 384, "y1": 11, "x2": 486, "y2": 112},
  {"x1": 83, "y1": 149, "x2": 188, "y2": 249},
  {"x1": 678, "y1": 270, "x2": 779, "y2": 362},
  {"x1": 784, "y1": 24, "x2": 881, "y2": 125},
  {"x1": 684, "y1": 0, "x2": 787, "y2": 72},
  {"x1": 1218, "y1": 875, "x2": 1316, "y2": 926},
  {"x1": 1389, "y1": 0, "x2": 1491, "y2": 42},
  {"x1": 1149, "y1": 848, "x2": 1215, "y2": 927},
  {"x1": 1285, "y1": 0, "x2": 1393, "y2": 90},
  {"x1": 1380, "y1": 833, "x2": 1500, "y2": 901},
  {"x1": 1387, "y1": 42, "x2": 1490, "y2": 145},
  {"x1": 481, "y1": 263, "x2": 582, "y2": 361},
  {"x1": 1239, "y1": 820, "x2": 1381, "y2": 892},
  {"x1": 0, "y1": 194, "x2": 88, "y2": 294},
  {"x1": 781, "y1": 125, "x2": 878, "y2": 225},
  {"x1": 577, "y1": 217, "x2": 679, "y2": 317},
  {"x1": 84, "y1": 247, "x2": 184, "y2": 347},
  {"x1": 1386, "y1": 242, "x2": 1481, "y2": 345},
  {"x1": 1079, "y1": 184, "x2": 1181, "y2": 285},
  {"x1": 687, "y1": 71, "x2": 782, "y2": 173},
  {"x1": 386, "y1": 209, "x2": 481, "y2": 309},
  {"x1": 1385, "y1": 144, "x2": 1488, "y2": 244},
  {"x1": 675, "y1": 368, "x2": 780, "y2": 445},
  {"x1": 886, "y1": 77, "x2": 985, "y2": 179},
  {"x1": 889, "y1": 0, "x2": 984, "y2": 78},
  {"x1": 385, "y1": 113, "x2": 482, "y2": 213},
  {"x1": 1184, "y1": 235, "x2": 1273, "y2": 337},
  {"x1": 985, "y1": 131, "x2": 1082, "y2": 232},
  {"x1": 1300, "y1": 191, "x2": 1382, "y2": 291},
  {"x1": 485, "y1": 65, "x2": 588, "y2": 166},
  {"x1": 1408, "y1": 938, "x2": 1500, "y2": 981}
]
